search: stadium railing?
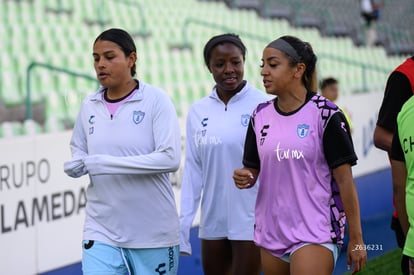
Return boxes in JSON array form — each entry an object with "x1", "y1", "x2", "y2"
[{"x1": 25, "y1": 62, "x2": 99, "y2": 125}]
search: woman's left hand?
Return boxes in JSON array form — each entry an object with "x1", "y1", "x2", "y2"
[{"x1": 346, "y1": 239, "x2": 367, "y2": 274}]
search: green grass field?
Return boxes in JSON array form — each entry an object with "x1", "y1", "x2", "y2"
[{"x1": 342, "y1": 248, "x2": 403, "y2": 275}]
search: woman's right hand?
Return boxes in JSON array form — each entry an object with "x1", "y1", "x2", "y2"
[
  {"x1": 233, "y1": 168, "x2": 258, "y2": 189},
  {"x1": 63, "y1": 158, "x2": 87, "y2": 178}
]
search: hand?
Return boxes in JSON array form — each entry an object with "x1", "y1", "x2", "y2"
[
  {"x1": 233, "y1": 168, "x2": 256, "y2": 189},
  {"x1": 347, "y1": 240, "x2": 367, "y2": 274},
  {"x1": 64, "y1": 158, "x2": 87, "y2": 178}
]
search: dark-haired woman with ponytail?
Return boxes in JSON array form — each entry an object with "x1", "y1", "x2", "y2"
[
  {"x1": 64, "y1": 28, "x2": 181, "y2": 275},
  {"x1": 233, "y1": 35, "x2": 367, "y2": 275}
]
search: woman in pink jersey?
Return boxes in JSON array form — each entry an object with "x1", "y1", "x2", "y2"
[{"x1": 233, "y1": 35, "x2": 366, "y2": 275}]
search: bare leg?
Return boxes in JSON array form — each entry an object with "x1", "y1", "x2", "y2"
[
  {"x1": 230, "y1": 240, "x2": 261, "y2": 275},
  {"x1": 290, "y1": 244, "x2": 334, "y2": 275},
  {"x1": 260, "y1": 247, "x2": 289, "y2": 275},
  {"x1": 201, "y1": 239, "x2": 232, "y2": 275}
]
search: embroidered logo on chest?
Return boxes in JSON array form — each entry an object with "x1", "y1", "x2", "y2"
[
  {"x1": 133, "y1": 111, "x2": 145, "y2": 124},
  {"x1": 297, "y1": 124, "x2": 310, "y2": 138},
  {"x1": 241, "y1": 114, "x2": 250, "y2": 127}
]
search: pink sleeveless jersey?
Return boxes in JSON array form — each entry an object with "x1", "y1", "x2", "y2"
[{"x1": 252, "y1": 95, "x2": 345, "y2": 257}]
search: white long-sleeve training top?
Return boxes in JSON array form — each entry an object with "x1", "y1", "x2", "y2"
[
  {"x1": 180, "y1": 81, "x2": 271, "y2": 255},
  {"x1": 64, "y1": 81, "x2": 181, "y2": 249}
]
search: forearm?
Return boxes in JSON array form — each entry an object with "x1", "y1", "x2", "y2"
[
  {"x1": 340, "y1": 183, "x2": 363, "y2": 240},
  {"x1": 179, "y1": 163, "x2": 203, "y2": 256},
  {"x1": 334, "y1": 165, "x2": 363, "y2": 241},
  {"x1": 84, "y1": 149, "x2": 180, "y2": 175},
  {"x1": 373, "y1": 126, "x2": 393, "y2": 153},
  {"x1": 392, "y1": 159, "x2": 409, "y2": 235}
]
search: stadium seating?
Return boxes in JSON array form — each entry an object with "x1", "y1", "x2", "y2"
[
  {"x1": 224, "y1": 0, "x2": 414, "y2": 56},
  {"x1": 21, "y1": 119, "x2": 43, "y2": 135},
  {"x1": 0, "y1": 0, "x2": 412, "y2": 138},
  {"x1": 0, "y1": 121, "x2": 22, "y2": 138},
  {"x1": 43, "y1": 116, "x2": 66, "y2": 133}
]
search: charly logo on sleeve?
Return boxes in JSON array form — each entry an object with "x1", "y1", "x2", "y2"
[
  {"x1": 133, "y1": 111, "x2": 145, "y2": 124},
  {"x1": 259, "y1": 124, "x2": 269, "y2": 145},
  {"x1": 201, "y1": 117, "x2": 208, "y2": 137},
  {"x1": 201, "y1": 117, "x2": 208, "y2": 127},
  {"x1": 193, "y1": 117, "x2": 222, "y2": 147},
  {"x1": 88, "y1": 115, "x2": 95, "y2": 135}
]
